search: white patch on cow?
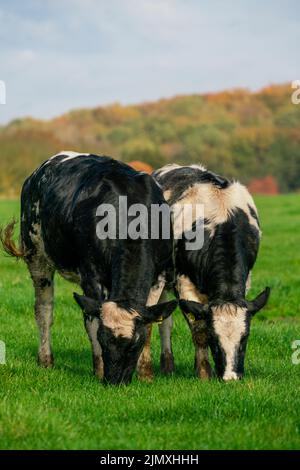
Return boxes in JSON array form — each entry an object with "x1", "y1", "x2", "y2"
[
  {"x1": 61, "y1": 151, "x2": 90, "y2": 162},
  {"x1": 189, "y1": 164, "x2": 207, "y2": 171},
  {"x1": 156, "y1": 163, "x2": 182, "y2": 177},
  {"x1": 45, "y1": 150, "x2": 90, "y2": 165},
  {"x1": 170, "y1": 179, "x2": 260, "y2": 239},
  {"x1": 215, "y1": 181, "x2": 260, "y2": 232},
  {"x1": 154, "y1": 179, "x2": 162, "y2": 190},
  {"x1": 212, "y1": 305, "x2": 247, "y2": 381},
  {"x1": 34, "y1": 201, "x2": 40, "y2": 215},
  {"x1": 101, "y1": 302, "x2": 139, "y2": 339},
  {"x1": 146, "y1": 274, "x2": 166, "y2": 307},
  {"x1": 29, "y1": 222, "x2": 41, "y2": 242},
  {"x1": 177, "y1": 274, "x2": 208, "y2": 303},
  {"x1": 43, "y1": 152, "x2": 64, "y2": 165},
  {"x1": 163, "y1": 189, "x2": 172, "y2": 201},
  {"x1": 29, "y1": 223, "x2": 45, "y2": 256},
  {"x1": 223, "y1": 371, "x2": 239, "y2": 381},
  {"x1": 172, "y1": 187, "x2": 205, "y2": 237},
  {"x1": 157, "y1": 163, "x2": 207, "y2": 178},
  {"x1": 246, "y1": 272, "x2": 252, "y2": 293}
]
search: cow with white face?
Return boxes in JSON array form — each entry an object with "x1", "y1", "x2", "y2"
[
  {"x1": 1, "y1": 152, "x2": 177, "y2": 385},
  {"x1": 153, "y1": 164, "x2": 270, "y2": 381}
]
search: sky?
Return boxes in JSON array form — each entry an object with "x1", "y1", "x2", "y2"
[{"x1": 0, "y1": 0, "x2": 299, "y2": 124}]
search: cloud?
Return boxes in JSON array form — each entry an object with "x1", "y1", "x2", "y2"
[{"x1": 16, "y1": 49, "x2": 37, "y2": 63}]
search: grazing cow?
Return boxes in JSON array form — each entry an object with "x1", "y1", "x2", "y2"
[
  {"x1": 1, "y1": 152, "x2": 177, "y2": 385},
  {"x1": 153, "y1": 163, "x2": 270, "y2": 381}
]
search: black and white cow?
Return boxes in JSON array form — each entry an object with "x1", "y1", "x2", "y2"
[
  {"x1": 153, "y1": 163, "x2": 270, "y2": 381},
  {"x1": 1, "y1": 152, "x2": 177, "y2": 385}
]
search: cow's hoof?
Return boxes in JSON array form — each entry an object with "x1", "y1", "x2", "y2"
[
  {"x1": 160, "y1": 351, "x2": 175, "y2": 375},
  {"x1": 198, "y1": 370, "x2": 211, "y2": 380},
  {"x1": 139, "y1": 374, "x2": 153, "y2": 383},
  {"x1": 38, "y1": 353, "x2": 54, "y2": 368},
  {"x1": 93, "y1": 356, "x2": 104, "y2": 380},
  {"x1": 137, "y1": 362, "x2": 154, "y2": 382},
  {"x1": 93, "y1": 370, "x2": 104, "y2": 381},
  {"x1": 196, "y1": 362, "x2": 212, "y2": 380}
]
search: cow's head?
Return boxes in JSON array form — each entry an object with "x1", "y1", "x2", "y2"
[
  {"x1": 74, "y1": 293, "x2": 177, "y2": 385},
  {"x1": 180, "y1": 287, "x2": 270, "y2": 381}
]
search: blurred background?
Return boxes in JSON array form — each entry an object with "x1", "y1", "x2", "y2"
[{"x1": 0, "y1": 0, "x2": 299, "y2": 196}]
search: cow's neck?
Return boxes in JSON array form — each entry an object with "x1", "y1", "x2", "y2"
[
  {"x1": 200, "y1": 224, "x2": 249, "y2": 302},
  {"x1": 109, "y1": 256, "x2": 155, "y2": 307},
  {"x1": 202, "y1": 260, "x2": 247, "y2": 303}
]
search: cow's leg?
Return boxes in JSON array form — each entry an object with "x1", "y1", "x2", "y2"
[
  {"x1": 159, "y1": 290, "x2": 175, "y2": 374},
  {"x1": 191, "y1": 319, "x2": 212, "y2": 379},
  {"x1": 80, "y1": 275, "x2": 104, "y2": 379},
  {"x1": 177, "y1": 274, "x2": 212, "y2": 379},
  {"x1": 83, "y1": 316, "x2": 103, "y2": 379},
  {"x1": 137, "y1": 324, "x2": 153, "y2": 381},
  {"x1": 137, "y1": 274, "x2": 166, "y2": 381},
  {"x1": 27, "y1": 259, "x2": 55, "y2": 367}
]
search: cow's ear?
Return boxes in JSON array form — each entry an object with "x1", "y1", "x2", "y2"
[
  {"x1": 142, "y1": 300, "x2": 177, "y2": 324},
  {"x1": 179, "y1": 299, "x2": 209, "y2": 321},
  {"x1": 202, "y1": 171, "x2": 230, "y2": 189},
  {"x1": 73, "y1": 293, "x2": 102, "y2": 318},
  {"x1": 246, "y1": 287, "x2": 271, "y2": 316}
]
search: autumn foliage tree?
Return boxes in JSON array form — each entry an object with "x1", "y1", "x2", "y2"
[{"x1": 0, "y1": 83, "x2": 299, "y2": 196}]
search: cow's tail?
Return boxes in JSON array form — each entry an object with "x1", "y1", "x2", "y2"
[{"x1": 0, "y1": 219, "x2": 24, "y2": 258}]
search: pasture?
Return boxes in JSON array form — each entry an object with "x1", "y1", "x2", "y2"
[{"x1": 0, "y1": 195, "x2": 299, "y2": 450}]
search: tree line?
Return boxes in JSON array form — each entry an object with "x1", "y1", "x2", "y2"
[{"x1": 0, "y1": 83, "x2": 299, "y2": 196}]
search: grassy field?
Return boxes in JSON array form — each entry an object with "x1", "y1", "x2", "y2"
[{"x1": 0, "y1": 195, "x2": 299, "y2": 450}]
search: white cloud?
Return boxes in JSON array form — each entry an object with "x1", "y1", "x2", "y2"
[{"x1": 16, "y1": 49, "x2": 37, "y2": 63}]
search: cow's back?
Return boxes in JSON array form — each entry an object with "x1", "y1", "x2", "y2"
[{"x1": 21, "y1": 153, "x2": 172, "y2": 294}]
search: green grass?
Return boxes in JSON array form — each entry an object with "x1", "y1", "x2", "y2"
[{"x1": 0, "y1": 195, "x2": 299, "y2": 450}]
